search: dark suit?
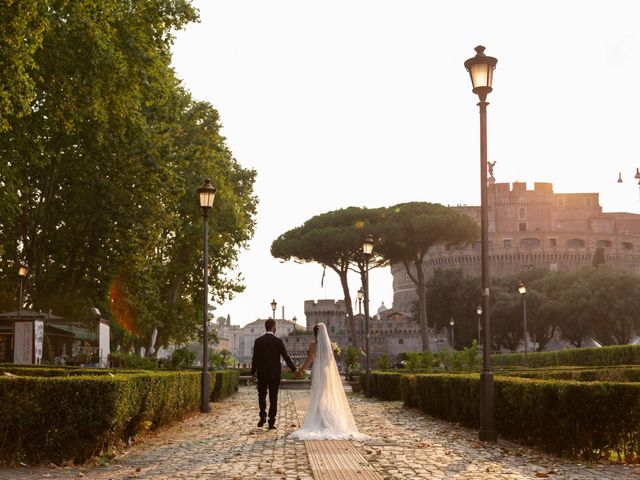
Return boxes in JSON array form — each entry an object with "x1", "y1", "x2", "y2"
[{"x1": 251, "y1": 332, "x2": 297, "y2": 425}]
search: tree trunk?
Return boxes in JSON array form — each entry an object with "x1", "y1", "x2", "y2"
[
  {"x1": 336, "y1": 267, "x2": 358, "y2": 349},
  {"x1": 414, "y1": 260, "x2": 430, "y2": 352}
]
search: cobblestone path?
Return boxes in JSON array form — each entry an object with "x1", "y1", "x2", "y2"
[
  {"x1": 1, "y1": 386, "x2": 638, "y2": 479},
  {"x1": 345, "y1": 393, "x2": 640, "y2": 480}
]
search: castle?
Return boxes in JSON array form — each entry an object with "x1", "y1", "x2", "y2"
[{"x1": 392, "y1": 181, "x2": 640, "y2": 314}]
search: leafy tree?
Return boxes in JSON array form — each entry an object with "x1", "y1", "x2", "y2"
[
  {"x1": 0, "y1": 0, "x2": 49, "y2": 131},
  {"x1": 343, "y1": 345, "x2": 360, "y2": 378},
  {"x1": 460, "y1": 339, "x2": 480, "y2": 369},
  {"x1": 426, "y1": 269, "x2": 481, "y2": 349},
  {"x1": 376, "y1": 203, "x2": 478, "y2": 351},
  {"x1": 556, "y1": 277, "x2": 595, "y2": 348},
  {"x1": 271, "y1": 207, "x2": 386, "y2": 349},
  {"x1": 0, "y1": 1, "x2": 257, "y2": 354},
  {"x1": 209, "y1": 349, "x2": 233, "y2": 369},
  {"x1": 404, "y1": 351, "x2": 422, "y2": 372},
  {"x1": 584, "y1": 267, "x2": 640, "y2": 345},
  {"x1": 168, "y1": 346, "x2": 196, "y2": 370},
  {"x1": 376, "y1": 352, "x2": 391, "y2": 370}
]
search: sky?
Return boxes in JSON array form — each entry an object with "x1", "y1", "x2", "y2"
[{"x1": 171, "y1": 1, "x2": 640, "y2": 328}]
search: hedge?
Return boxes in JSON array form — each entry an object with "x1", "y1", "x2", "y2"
[
  {"x1": 503, "y1": 366, "x2": 640, "y2": 383},
  {"x1": 212, "y1": 369, "x2": 239, "y2": 401},
  {"x1": 368, "y1": 371, "x2": 640, "y2": 460},
  {"x1": 0, "y1": 371, "x2": 215, "y2": 465},
  {"x1": 491, "y1": 344, "x2": 640, "y2": 368},
  {"x1": 0, "y1": 366, "x2": 144, "y2": 377},
  {"x1": 360, "y1": 371, "x2": 403, "y2": 400}
]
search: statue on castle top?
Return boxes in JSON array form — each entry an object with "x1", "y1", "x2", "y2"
[{"x1": 488, "y1": 161, "x2": 496, "y2": 179}]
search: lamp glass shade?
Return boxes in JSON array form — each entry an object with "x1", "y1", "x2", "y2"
[
  {"x1": 18, "y1": 263, "x2": 29, "y2": 277},
  {"x1": 270, "y1": 299, "x2": 277, "y2": 311},
  {"x1": 517, "y1": 282, "x2": 526, "y2": 295},
  {"x1": 450, "y1": 319, "x2": 455, "y2": 326},
  {"x1": 357, "y1": 288, "x2": 364, "y2": 301},
  {"x1": 362, "y1": 235, "x2": 374, "y2": 255},
  {"x1": 198, "y1": 179, "x2": 217, "y2": 209},
  {"x1": 464, "y1": 46, "x2": 498, "y2": 91},
  {"x1": 476, "y1": 305, "x2": 482, "y2": 315},
  {"x1": 468, "y1": 63, "x2": 494, "y2": 90}
]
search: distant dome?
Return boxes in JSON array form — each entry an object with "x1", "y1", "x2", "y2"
[{"x1": 377, "y1": 302, "x2": 388, "y2": 314}]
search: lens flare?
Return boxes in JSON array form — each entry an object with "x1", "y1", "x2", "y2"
[{"x1": 108, "y1": 274, "x2": 136, "y2": 334}]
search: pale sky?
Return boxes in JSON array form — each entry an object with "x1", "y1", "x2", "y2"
[{"x1": 171, "y1": 1, "x2": 640, "y2": 327}]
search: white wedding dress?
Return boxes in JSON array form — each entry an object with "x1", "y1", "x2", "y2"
[{"x1": 289, "y1": 323, "x2": 369, "y2": 441}]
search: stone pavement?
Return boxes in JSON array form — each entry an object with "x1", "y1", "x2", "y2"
[
  {"x1": 343, "y1": 392, "x2": 640, "y2": 480},
  {"x1": 1, "y1": 385, "x2": 639, "y2": 480}
]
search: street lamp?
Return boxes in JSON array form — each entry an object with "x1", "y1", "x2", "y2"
[
  {"x1": 465, "y1": 45, "x2": 498, "y2": 442},
  {"x1": 17, "y1": 263, "x2": 29, "y2": 320},
  {"x1": 362, "y1": 234, "x2": 374, "y2": 394},
  {"x1": 476, "y1": 305, "x2": 482, "y2": 350},
  {"x1": 616, "y1": 168, "x2": 640, "y2": 205},
  {"x1": 517, "y1": 280, "x2": 528, "y2": 365},
  {"x1": 198, "y1": 178, "x2": 216, "y2": 413},
  {"x1": 357, "y1": 287, "x2": 365, "y2": 367},
  {"x1": 271, "y1": 299, "x2": 277, "y2": 320},
  {"x1": 14, "y1": 263, "x2": 29, "y2": 358},
  {"x1": 449, "y1": 319, "x2": 455, "y2": 349}
]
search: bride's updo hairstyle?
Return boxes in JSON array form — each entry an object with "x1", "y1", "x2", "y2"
[{"x1": 313, "y1": 324, "x2": 319, "y2": 339}]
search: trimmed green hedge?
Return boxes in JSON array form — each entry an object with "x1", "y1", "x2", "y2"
[
  {"x1": 0, "y1": 371, "x2": 215, "y2": 465},
  {"x1": 368, "y1": 371, "x2": 640, "y2": 460},
  {"x1": 504, "y1": 366, "x2": 640, "y2": 383},
  {"x1": 360, "y1": 371, "x2": 403, "y2": 400},
  {"x1": 400, "y1": 375, "x2": 419, "y2": 407},
  {"x1": 212, "y1": 370, "x2": 239, "y2": 401},
  {"x1": 0, "y1": 366, "x2": 144, "y2": 377},
  {"x1": 491, "y1": 345, "x2": 640, "y2": 368}
]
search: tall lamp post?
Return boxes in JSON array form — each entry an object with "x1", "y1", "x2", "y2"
[
  {"x1": 198, "y1": 178, "x2": 216, "y2": 413},
  {"x1": 15, "y1": 263, "x2": 29, "y2": 356},
  {"x1": 18, "y1": 263, "x2": 29, "y2": 321},
  {"x1": 465, "y1": 45, "x2": 498, "y2": 442},
  {"x1": 449, "y1": 319, "x2": 455, "y2": 349},
  {"x1": 476, "y1": 305, "x2": 482, "y2": 350},
  {"x1": 517, "y1": 281, "x2": 528, "y2": 365},
  {"x1": 271, "y1": 299, "x2": 277, "y2": 320},
  {"x1": 357, "y1": 287, "x2": 364, "y2": 367},
  {"x1": 362, "y1": 235, "x2": 374, "y2": 394}
]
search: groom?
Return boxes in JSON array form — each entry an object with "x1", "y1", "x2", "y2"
[{"x1": 251, "y1": 319, "x2": 297, "y2": 429}]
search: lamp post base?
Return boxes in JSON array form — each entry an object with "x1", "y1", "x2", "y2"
[
  {"x1": 201, "y1": 370, "x2": 210, "y2": 413},
  {"x1": 479, "y1": 371, "x2": 497, "y2": 442}
]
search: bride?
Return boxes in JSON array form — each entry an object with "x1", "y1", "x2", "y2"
[{"x1": 289, "y1": 322, "x2": 368, "y2": 440}]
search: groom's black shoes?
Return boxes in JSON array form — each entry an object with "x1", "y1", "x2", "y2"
[
  {"x1": 257, "y1": 417, "x2": 266, "y2": 428},
  {"x1": 268, "y1": 424, "x2": 276, "y2": 430}
]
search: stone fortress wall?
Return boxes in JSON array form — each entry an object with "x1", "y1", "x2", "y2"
[{"x1": 392, "y1": 181, "x2": 640, "y2": 313}]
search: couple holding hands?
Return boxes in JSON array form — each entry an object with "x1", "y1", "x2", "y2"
[{"x1": 250, "y1": 319, "x2": 367, "y2": 440}]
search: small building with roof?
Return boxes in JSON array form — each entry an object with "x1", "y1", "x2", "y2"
[{"x1": 0, "y1": 309, "x2": 110, "y2": 366}]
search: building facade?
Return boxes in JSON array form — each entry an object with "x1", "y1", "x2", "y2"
[
  {"x1": 392, "y1": 181, "x2": 640, "y2": 313},
  {"x1": 236, "y1": 318, "x2": 301, "y2": 365},
  {"x1": 303, "y1": 299, "x2": 442, "y2": 363}
]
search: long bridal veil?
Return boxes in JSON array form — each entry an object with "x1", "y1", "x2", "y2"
[{"x1": 290, "y1": 323, "x2": 368, "y2": 441}]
